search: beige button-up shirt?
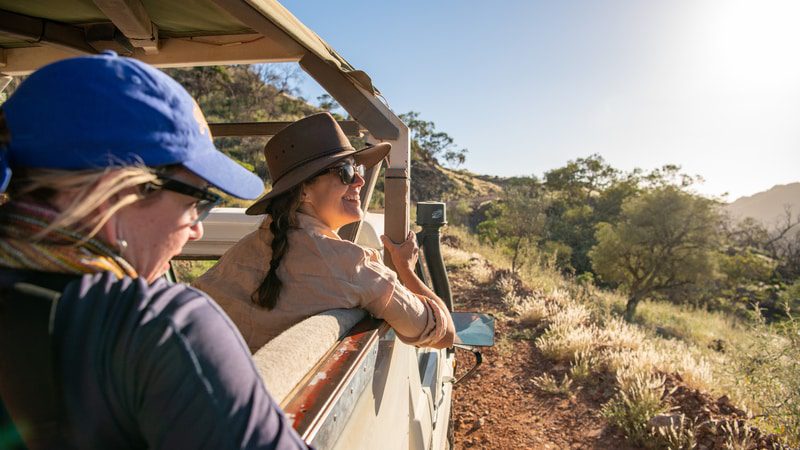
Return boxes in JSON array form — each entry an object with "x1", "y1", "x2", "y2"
[{"x1": 193, "y1": 213, "x2": 452, "y2": 353}]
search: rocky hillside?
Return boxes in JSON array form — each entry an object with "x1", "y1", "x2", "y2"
[
  {"x1": 725, "y1": 182, "x2": 800, "y2": 226},
  {"x1": 411, "y1": 158, "x2": 502, "y2": 204}
]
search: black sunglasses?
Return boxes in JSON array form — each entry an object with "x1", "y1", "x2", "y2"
[
  {"x1": 324, "y1": 162, "x2": 366, "y2": 185},
  {"x1": 145, "y1": 177, "x2": 222, "y2": 226}
]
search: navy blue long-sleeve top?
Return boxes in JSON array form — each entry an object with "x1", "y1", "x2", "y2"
[{"x1": 10, "y1": 271, "x2": 310, "y2": 449}]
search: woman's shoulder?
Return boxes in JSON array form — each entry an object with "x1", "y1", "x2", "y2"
[
  {"x1": 290, "y1": 229, "x2": 383, "y2": 272},
  {"x1": 63, "y1": 273, "x2": 232, "y2": 333}
]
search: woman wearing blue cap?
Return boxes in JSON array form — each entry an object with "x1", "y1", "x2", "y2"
[{"x1": 0, "y1": 52, "x2": 308, "y2": 449}]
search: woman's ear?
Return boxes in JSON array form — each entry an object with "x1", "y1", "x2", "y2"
[{"x1": 300, "y1": 185, "x2": 312, "y2": 204}]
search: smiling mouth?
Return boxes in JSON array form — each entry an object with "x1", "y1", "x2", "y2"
[{"x1": 343, "y1": 194, "x2": 360, "y2": 202}]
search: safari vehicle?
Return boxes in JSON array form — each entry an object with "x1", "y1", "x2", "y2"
[{"x1": 0, "y1": 1, "x2": 494, "y2": 448}]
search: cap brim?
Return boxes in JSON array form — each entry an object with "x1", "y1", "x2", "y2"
[
  {"x1": 182, "y1": 146, "x2": 264, "y2": 200},
  {"x1": 245, "y1": 142, "x2": 390, "y2": 216}
]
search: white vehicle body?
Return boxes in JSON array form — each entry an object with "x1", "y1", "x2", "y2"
[{"x1": 181, "y1": 209, "x2": 455, "y2": 450}]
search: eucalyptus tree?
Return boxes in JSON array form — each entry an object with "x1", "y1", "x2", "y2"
[{"x1": 590, "y1": 187, "x2": 722, "y2": 321}]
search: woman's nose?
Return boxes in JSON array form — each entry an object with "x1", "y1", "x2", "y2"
[
  {"x1": 188, "y1": 221, "x2": 204, "y2": 241},
  {"x1": 352, "y1": 172, "x2": 366, "y2": 187}
]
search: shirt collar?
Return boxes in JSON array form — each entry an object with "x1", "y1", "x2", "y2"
[{"x1": 296, "y1": 212, "x2": 341, "y2": 240}]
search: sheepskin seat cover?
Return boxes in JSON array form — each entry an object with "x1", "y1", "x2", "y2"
[{"x1": 253, "y1": 308, "x2": 367, "y2": 403}]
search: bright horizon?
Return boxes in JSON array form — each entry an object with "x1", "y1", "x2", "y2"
[{"x1": 281, "y1": 0, "x2": 800, "y2": 202}]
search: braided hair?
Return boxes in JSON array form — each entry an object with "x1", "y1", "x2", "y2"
[{"x1": 251, "y1": 184, "x2": 305, "y2": 309}]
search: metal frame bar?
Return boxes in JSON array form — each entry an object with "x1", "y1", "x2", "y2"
[
  {"x1": 298, "y1": 53, "x2": 398, "y2": 141},
  {"x1": 209, "y1": 0, "x2": 304, "y2": 57},
  {"x1": 0, "y1": 9, "x2": 94, "y2": 55},
  {"x1": 0, "y1": 33, "x2": 298, "y2": 75},
  {"x1": 208, "y1": 120, "x2": 363, "y2": 137},
  {"x1": 92, "y1": 0, "x2": 159, "y2": 54}
]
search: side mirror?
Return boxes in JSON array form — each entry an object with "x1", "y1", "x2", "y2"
[
  {"x1": 452, "y1": 312, "x2": 495, "y2": 347},
  {"x1": 451, "y1": 312, "x2": 495, "y2": 385}
]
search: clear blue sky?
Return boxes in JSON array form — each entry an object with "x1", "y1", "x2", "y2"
[{"x1": 281, "y1": 0, "x2": 800, "y2": 201}]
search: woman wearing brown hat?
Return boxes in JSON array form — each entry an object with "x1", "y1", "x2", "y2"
[{"x1": 193, "y1": 112, "x2": 455, "y2": 353}]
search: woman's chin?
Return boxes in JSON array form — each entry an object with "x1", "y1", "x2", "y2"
[
  {"x1": 341, "y1": 204, "x2": 363, "y2": 220},
  {"x1": 142, "y1": 262, "x2": 171, "y2": 283}
]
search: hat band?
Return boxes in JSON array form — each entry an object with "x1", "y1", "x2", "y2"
[{"x1": 272, "y1": 145, "x2": 354, "y2": 184}]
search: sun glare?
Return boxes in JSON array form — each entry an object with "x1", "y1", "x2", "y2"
[{"x1": 693, "y1": 0, "x2": 800, "y2": 94}]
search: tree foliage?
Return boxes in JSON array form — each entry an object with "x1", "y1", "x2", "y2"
[
  {"x1": 538, "y1": 154, "x2": 707, "y2": 275},
  {"x1": 725, "y1": 209, "x2": 800, "y2": 280},
  {"x1": 541, "y1": 154, "x2": 639, "y2": 273},
  {"x1": 589, "y1": 187, "x2": 722, "y2": 320},
  {"x1": 163, "y1": 65, "x2": 319, "y2": 181},
  {"x1": 399, "y1": 111, "x2": 467, "y2": 167},
  {"x1": 477, "y1": 179, "x2": 547, "y2": 272}
]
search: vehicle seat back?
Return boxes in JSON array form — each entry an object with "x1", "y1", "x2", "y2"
[{"x1": 253, "y1": 308, "x2": 366, "y2": 403}]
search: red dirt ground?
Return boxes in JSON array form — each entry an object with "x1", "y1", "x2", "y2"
[{"x1": 444, "y1": 238, "x2": 788, "y2": 450}]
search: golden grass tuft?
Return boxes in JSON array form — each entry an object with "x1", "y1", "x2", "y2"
[
  {"x1": 601, "y1": 372, "x2": 668, "y2": 444},
  {"x1": 531, "y1": 372, "x2": 574, "y2": 395}
]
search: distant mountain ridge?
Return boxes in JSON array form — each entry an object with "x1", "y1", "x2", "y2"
[{"x1": 725, "y1": 182, "x2": 800, "y2": 226}]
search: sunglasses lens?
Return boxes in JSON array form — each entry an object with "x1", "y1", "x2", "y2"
[
  {"x1": 335, "y1": 163, "x2": 366, "y2": 185},
  {"x1": 197, "y1": 201, "x2": 212, "y2": 221},
  {"x1": 191, "y1": 197, "x2": 221, "y2": 225},
  {"x1": 340, "y1": 164, "x2": 355, "y2": 184}
]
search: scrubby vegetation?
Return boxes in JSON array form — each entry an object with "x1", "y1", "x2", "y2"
[{"x1": 445, "y1": 225, "x2": 796, "y2": 448}]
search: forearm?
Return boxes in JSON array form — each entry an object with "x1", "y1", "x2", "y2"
[
  {"x1": 393, "y1": 265, "x2": 455, "y2": 348},
  {"x1": 394, "y1": 264, "x2": 439, "y2": 300},
  {"x1": 380, "y1": 233, "x2": 455, "y2": 347}
]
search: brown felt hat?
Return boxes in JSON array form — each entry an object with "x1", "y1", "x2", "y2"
[{"x1": 245, "y1": 112, "x2": 390, "y2": 215}]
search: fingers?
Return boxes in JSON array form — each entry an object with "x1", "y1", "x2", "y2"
[
  {"x1": 381, "y1": 232, "x2": 419, "y2": 260},
  {"x1": 381, "y1": 233, "x2": 416, "y2": 245},
  {"x1": 380, "y1": 235, "x2": 394, "y2": 252}
]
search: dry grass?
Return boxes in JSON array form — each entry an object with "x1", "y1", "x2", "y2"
[
  {"x1": 652, "y1": 415, "x2": 697, "y2": 450},
  {"x1": 601, "y1": 372, "x2": 668, "y2": 444},
  {"x1": 442, "y1": 226, "x2": 795, "y2": 446},
  {"x1": 440, "y1": 245, "x2": 474, "y2": 270},
  {"x1": 569, "y1": 351, "x2": 596, "y2": 382},
  {"x1": 719, "y1": 420, "x2": 756, "y2": 450},
  {"x1": 531, "y1": 373, "x2": 574, "y2": 396},
  {"x1": 171, "y1": 259, "x2": 217, "y2": 283}
]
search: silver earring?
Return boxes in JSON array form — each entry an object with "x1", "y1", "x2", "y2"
[{"x1": 116, "y1": 223, "x2": 128, "y2": 254}]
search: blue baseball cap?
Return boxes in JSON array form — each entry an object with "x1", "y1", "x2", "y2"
[{"x1": 0, "y1": 51, "x2": 264, "y2": 199}]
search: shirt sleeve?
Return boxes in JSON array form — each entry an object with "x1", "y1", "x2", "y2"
[{"x1": 351, "y1": 248, "x2": 451, "y2": 347}]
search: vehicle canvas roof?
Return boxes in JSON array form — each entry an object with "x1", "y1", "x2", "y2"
[{"x1": 0, "y1": 0, "x2": 378, "y2": 94}]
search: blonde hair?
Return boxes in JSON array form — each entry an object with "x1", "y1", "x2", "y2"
[{"x1": 8, "y1": 166, "x2": 159, "y2": 241}]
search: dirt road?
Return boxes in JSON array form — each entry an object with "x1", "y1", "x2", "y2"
[{"x1": 448, "y1": 252, "x2": 636, "y2": 449}]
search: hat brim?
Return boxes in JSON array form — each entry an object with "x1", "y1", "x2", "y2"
[
  {"x1": 245, "y1": 142, "x2": 390, "y2": 216},
  {"x1": 182, "y1": 144, "x2": 265, "y2": 200}
]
